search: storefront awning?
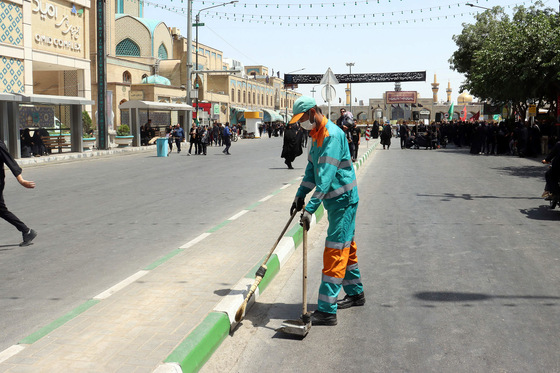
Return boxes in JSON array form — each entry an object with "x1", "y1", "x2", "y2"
[
  {"x1": 17, "y1": 94, "x2": 94, "y2": 106},
  {"x1": 262, "y1": 108, "x2": 283, "y2": 122},
  {"x1": 119, "y1": 100, "x2": 193, "y2": 111},
  {"x1": 0, "y1": 93, "x2": 23, "y2": 102},
  {"x1": 230, "y1": 106, "x2": 246, "y2": 124}
]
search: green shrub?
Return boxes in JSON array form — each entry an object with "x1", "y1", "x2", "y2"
[
  {"x1": 82, "y1": 111, "x2": 94, "y2": 134},
  {"x1": 117, "y1": 124, "x2": 130, "y2": 136}
]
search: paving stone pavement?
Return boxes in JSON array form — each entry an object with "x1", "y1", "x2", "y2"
[{"x1": 0, "y1": 140, "x2": 379, "y2": 373}]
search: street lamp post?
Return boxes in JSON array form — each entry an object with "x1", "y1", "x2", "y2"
[
  {"x1": 310, "y1": 84, "x2": 320, "y2": 99},
  {"x1": 284, "y1": 68, "x2": 305, "y2": 124},
  {"x1": 194, "y1": 0, "x2": 237, "y2": 126},
  {"x1": 346, "y1": 62, "x2": 355, "y2": 113},
  {"x1": 465, "y1": 3, "x2": 491, "y2": 10}
]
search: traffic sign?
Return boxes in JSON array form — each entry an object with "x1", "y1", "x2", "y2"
[
  {"x1": 365, "y1": 128, "x2": 371, "y2": 141},
  {"x1": 193, "y1": 23, "x2": 205, "y2": 26},
  {"x1": 528, "y1": 104, "x2": 537, "y2": 117},
  {"x1": 321, "y1": 85, "x2": 336, "y2": 103},
  {"x1": 320, "y1": 67, "x2": 339, "y2": 85}
]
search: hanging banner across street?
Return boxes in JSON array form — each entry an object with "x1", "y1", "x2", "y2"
[{"x1": 284, "y1": 71, "x2": 426, "y2": 85}]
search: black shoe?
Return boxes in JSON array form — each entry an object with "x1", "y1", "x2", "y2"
[
  {"x1": 310, "y1": 310, "x2": 337, "y2": 326},
  {"x1": 20, "y1": 229, "x2": 37, "y2": 247},
  {"x1": 337, "y1": 292, "x2": 365, "y2": 309}
]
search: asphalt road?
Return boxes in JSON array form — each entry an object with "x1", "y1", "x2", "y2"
[
  {"x1": 202, "y1": 145, "x2": 560, "y2": 373},
  {"x1": 0, "y1": 135, "x2": 308, "y2": 352}
]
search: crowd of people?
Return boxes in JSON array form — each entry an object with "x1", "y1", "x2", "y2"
[
  {"x1": 375, "y1": 119, "x2": 558, "y2": 157},
  {"x1": 20, "y1": 127, "x2": 51, "y2": 158},
  {"x1": 140, "y1": 120, "x2": 244, "y2": 155}
]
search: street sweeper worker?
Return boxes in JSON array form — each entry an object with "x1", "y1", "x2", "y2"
[{"x1": 289, "y1": 96, "x2": 365, "y2": 326}]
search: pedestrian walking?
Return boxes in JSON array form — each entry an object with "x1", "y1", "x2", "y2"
[
  {"x1": 349, "y1": 122, "x2": 361, "y2": 162},
  {"x1": 222, "y1": 122, "x2": 232, "y2": 155},
  {"x1": 400, "y1": 122, "x2": 409, "y2": 149},
  {"x1": 0, "y1": 140, "x2": 37, "y2": 246},
  {"x1": 172, "y1": 123, "x2": 185, "y2": 154},
  {"x1": 188, "y1": 125, "x2": 197, "y2": 155},
  {"x1": 281, "y1": 122, "x2": 303, "y2": 169},
  {"x1": 289, "y1": 96, "x2": 364, "y2": 326},
  {"x1": 380, "y1": 122, "x2": 392, "y2": 149},
  {"x1": 166, "y1": 124, "x2": 174, "y2": 153},
  {"x1": 200, "y1": 125, "x2": 209, "y2": 155}
]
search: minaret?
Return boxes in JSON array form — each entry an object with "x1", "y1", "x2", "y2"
[
  {"x1": 431, "y1": 74, "x2": 439, "y2": 103},
  {"x1": 446, "y1": 81, "x2": 452, "y2": 103}
]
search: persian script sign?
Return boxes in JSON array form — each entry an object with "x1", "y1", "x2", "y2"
[
  {"x1": 284, "y1": 71, "x2": 426, "y2": 85},
  {"x1": 32, "y1": 0, "x2": 85, "y2": 57},
  {"x1": 386, "y1": 91, "x2": 418, "y2": 104}
]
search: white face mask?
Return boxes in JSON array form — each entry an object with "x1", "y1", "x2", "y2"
[{"x1": 300, "y1": 111, "x2": 315, "y2": 130}]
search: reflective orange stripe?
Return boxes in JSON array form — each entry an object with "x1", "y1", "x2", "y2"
[
  {"x1": 347, "y1": 241, "x2": 358, "y2": 266},
  {"x1": 323, "y1": 246, "x2": 350, "y2": 278}
]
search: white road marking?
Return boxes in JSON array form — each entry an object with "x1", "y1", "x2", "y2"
[{"x1": 93, "y1": 270, "x2": 149, "y2": 300}]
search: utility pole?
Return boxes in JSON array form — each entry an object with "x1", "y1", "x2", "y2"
[
  {"x1": 185, "y1": 0, "x2": 193, "y2": 132},
  {"x1": 346, "y1": 62, "x2": 355, "y2": 113},
  {"x1": 96, "y1": 0, "x2": 108, "y2": 149}
]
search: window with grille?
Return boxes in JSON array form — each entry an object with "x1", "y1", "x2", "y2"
[
  {"x1": 122, "y1": 71, "x2": 131, "y2": 83},
  {"x1": 158, "y1": 43, "x2": 168, "y2": 60},
  {"x1": 116, "y1": 39, "x2": 140, "y2": 56}
]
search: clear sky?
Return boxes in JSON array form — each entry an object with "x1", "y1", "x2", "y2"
[{"x1": 141, "y1": 0, "x2": 554, "y2": 106}]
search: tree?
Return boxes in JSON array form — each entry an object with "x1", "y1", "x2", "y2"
[{"x1": 449, "y1": 1, "x2": 560, "y2": 119}]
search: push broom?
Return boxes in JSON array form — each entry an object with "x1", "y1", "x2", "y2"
[{"x1": 235, "y1": 209, "x2": 298, "y2": 323}]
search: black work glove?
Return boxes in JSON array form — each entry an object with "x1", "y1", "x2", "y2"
[{"x1": 290, "y1": 196, "x2": 305, "y2": 216}]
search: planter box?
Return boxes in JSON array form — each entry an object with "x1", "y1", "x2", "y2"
[
  {"x1": 115, "y1": 135, "x2": 133, "y2": 147},
  {"x1": 82, "y1": 137, "x2": 96, "y2": 150}
]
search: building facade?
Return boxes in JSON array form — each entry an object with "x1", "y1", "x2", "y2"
[{"x1": 0, "y1": 0, "x2": 93, "y2": 157}]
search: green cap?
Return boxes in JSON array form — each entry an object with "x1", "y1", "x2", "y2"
[{"x1": 289, "y1": 96, "x2": 316, "y2": 124}]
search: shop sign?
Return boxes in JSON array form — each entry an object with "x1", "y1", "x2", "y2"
[
  {"x1": 32, "y1": 0, "x2": 85, "y2": 56},
  {"x1": 386, "y1": 91, "x2": 417, "y2": 104},
  {"x1": 130, "y1": 91, "x2": 144, "y2": 100}
]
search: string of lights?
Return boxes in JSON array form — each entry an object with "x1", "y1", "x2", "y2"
[{"x1": 126, "y1": 0, "x2": 541, "y2": 27}]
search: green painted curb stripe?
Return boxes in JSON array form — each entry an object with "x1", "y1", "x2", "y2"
[
  {"x1": 246, "y1": 201, "x2": 262, "y2": 210},
  {"x1": 257, "y1": 254, "x2": 280, "y2": 293},
  {"x1": 165, "y1": 312, "x2": 230, "y2": 373},
  {"x1": 288, "y1": 223, "x2": 303, "y2": 248},
  {"x1": 20, "y1": 299, "x2": 100, "y2": 344},
  {"x1": 144, "y1": 248, "x2": 184, "y2": 270},
  {"x1": 206, "y1": 220, "x2": 231, "y2": 233},
  {"x1": 271, "y1": 188, "x2": 283, "y2": 196},
  {"x1": 315, "y1": 204, "x2": 325, "y2": 222}
]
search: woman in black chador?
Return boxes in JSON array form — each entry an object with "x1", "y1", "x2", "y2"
[{"x1": 281, "y1": 122, "x2": 303, "y2": 169}]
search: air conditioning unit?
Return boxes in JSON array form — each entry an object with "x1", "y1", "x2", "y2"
[{"x1": 171, "y1": 27, "x2": 181, "y2": 36}]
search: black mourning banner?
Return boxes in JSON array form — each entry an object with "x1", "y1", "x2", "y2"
[{"x1": 284, "y1": 71, "x2": 426, "y2": 85}]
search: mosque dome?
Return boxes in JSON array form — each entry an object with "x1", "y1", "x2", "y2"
[
  {"x1": 141, "y1": 75, "x2": 171, "y2": 85},
  {"x1": 458, "y1": 91, "x2": 473, "y2": 104}
]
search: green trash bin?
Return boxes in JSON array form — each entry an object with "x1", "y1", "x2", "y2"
[{"x1": 156, "y1": 137, "x2": 168, "y2": 157}]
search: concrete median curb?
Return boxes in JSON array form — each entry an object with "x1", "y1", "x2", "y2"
[{"x1": 156, "y1": 140, "x2": 379, "y2": 373}]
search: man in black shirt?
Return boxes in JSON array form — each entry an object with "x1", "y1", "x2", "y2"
[{"x1": 0, "y1": 140, "x2": 37, "y2": 246}]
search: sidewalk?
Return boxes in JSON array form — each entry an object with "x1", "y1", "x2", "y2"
[
  {"x1": 15, "y1": 145, "x2": 159, "y2": 167},
  {"x1": 0, "y1": 140, "x2": 380, "y2": 373}
]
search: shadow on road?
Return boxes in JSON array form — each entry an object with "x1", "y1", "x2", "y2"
[
  {"x1": 414, "y1": 291, "x2": 560, "y2": 304},
  {"x1": 520, "y1": 206, "x2": 560, "y2": 221},
  {"x1": 0, "y1": 244, "x2": 20, "y2": 251},
  {"x1": 417, "y1": 193, "x2": 541, "y2": 202},
  {"x1": 493, "y1": 165, "x2": 545, "y2": 179}
]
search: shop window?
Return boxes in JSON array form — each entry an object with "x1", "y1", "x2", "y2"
[
  {"x1": 158, "y1": 43, "x2": 168, "y2": 60},
  {"x1": 122, "y1": 71, "x2": 132, "y2": 83},
  {"x1": 116, "y1": 38, "x2": 140, "y2": 56}
]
